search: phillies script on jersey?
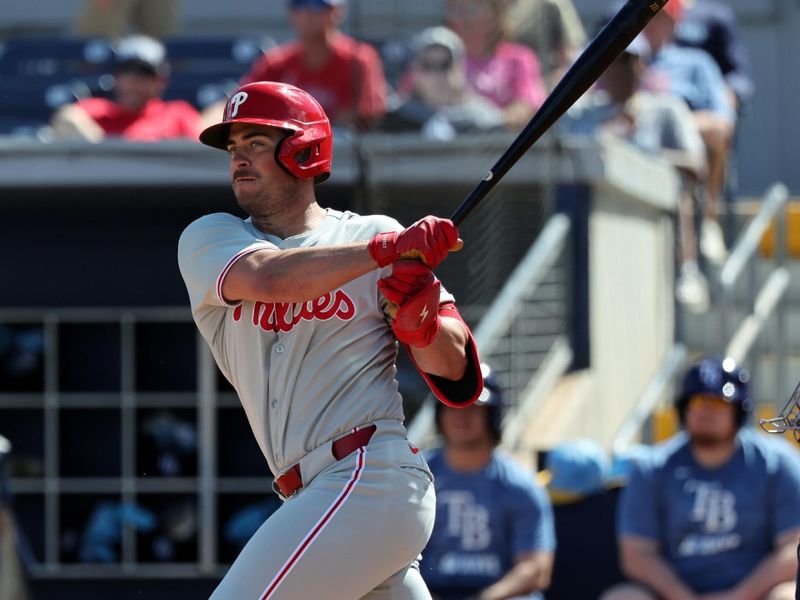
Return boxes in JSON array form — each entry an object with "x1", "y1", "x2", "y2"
[{"x1": 232, "y1": 289, "x2": 357, "y2": 333}]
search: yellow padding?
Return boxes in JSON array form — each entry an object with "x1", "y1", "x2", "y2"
[
  {"x1": 759, "y1": 201, "x2": 800, "y2": 258},
  {"x1": 652, "y1": 407, "x2": 679, "y2": 443}
]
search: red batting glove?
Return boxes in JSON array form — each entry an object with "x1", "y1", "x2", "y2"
[
  {"x1": 368, "y1": 216, "x2": 461, "y2": 269},
  {"x1": 378, "y1": 261, "x2": 441, "y2": 348}
]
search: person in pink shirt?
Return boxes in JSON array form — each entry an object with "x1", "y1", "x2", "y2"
[
  {"x1": 50, "y1": 35, "x2": 202, "y2": 142},
  {"x1": 238, "y1": 0, "x2": 387, "y2": 131},
  {"x1": 445, "y1": 0, "x2": 547, "y2": 130}
]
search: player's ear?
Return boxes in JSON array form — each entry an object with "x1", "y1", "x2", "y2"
[{"x1": 154, "y1": 76, "x2": 168, "y2": 95}]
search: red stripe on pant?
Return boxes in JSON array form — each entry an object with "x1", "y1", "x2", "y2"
[{"x1": 260, "y1": 447, "x2": 367, "y2": 600}]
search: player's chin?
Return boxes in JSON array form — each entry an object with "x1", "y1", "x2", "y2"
[
  {"x1": 232, "y1": 185, "x2": 262, "y2": 209},
  {"x1": 232, "y1": 179, "x2": 260, "y2": 197}
]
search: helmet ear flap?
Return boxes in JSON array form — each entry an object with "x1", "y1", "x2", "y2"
[
  {"x1": 272, "y1": 133, "x2": 296, "y2": 180},
  {"x1": 276, "y1": 123, "x2": 333, "y2": 183}
]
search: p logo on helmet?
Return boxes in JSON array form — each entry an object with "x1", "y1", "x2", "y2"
[{"x1": 228, "y1": 92, "x2": 249, "y2": 119}]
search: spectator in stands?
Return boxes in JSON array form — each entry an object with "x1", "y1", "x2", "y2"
[
  {"x1": 226, "y1": 0, "x2": 387, "y2": 131},
  {"x1": 601, "y1": 357, "x2": 800, "y2": 600},
  {"x1": 381, "y1": 26, "x2": 504, "y2": 140},
  {"x1": 642, "y1": 0, "x2": 736, "y2": 266},
  {"x1": 562, "y1": 35, "x2": 711, "y2": 313},
  {"x1": 50, "y1": 35, "x2": 203, "y2": 143},
  {"x1": 674, "y1": 0, "x2": 754, "y2": 112},
  {"x1": 444, "y1": 0, "x2": 547, "y2": 130},
  {"x1": 674, "y1": 0, "x2": 753, "y2": 211},
  {"x1": 73, "y1": 0, "x2": 181, "y2": 40},
  {"x1": 421, "y1": 363, "x2": 555, "y2": 600},
  {"x1": 505, "y1": 0, "x2": 587, "y2": 91}
]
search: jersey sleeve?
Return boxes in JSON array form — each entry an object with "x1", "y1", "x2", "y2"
[
  {"x1": 354, "y1": 42, "x2": 388, "y2": 123},
  {"x1": 171, "y1": 101, "x2": 204, "y2": 140},
  {"x1": 510, "y1": 44, "x2": 547, "y2": 110},
  {"x1": 511, "y1": 479, "x2": 556, "y2": 556},
  {"x1": 177, "y1": 213, "x2": 277, "y2": 314},
  {"x1": 617, "y1": 455, "x2": 660, "y2": 541},
  {"x1": 695, "y1": 52, "x2": 737, "y2": 124}
]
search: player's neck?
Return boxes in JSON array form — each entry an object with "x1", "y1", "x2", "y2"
[
  {"x1": 251, "y1": 200, "x2": 326, "y2": 239},
  {"x1": 444, "y1": 443, "x2": 493, "y2": 473},
  {"x1": 690, "y1": 436, "x2": 738, "y2": 469}
]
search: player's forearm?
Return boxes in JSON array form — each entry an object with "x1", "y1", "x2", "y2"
[
  {"x1": 729, "y1": 541, "x2": 798, "y2": 599},
  {"x1": 226, "y1": 242, "x2": 376, "y2": 303},
  {"x1": 621, "y1": 545, "x2": 696, "y2": 600},
  {"x1": 478, "y1": 553, "x2": 552, "y2": 600},
  {"x1": 408, "y1": 316, "x2": 468, "y2": 380},
  {"x1": 51, "y1": 104, "x2": 105, "y2": 142}
]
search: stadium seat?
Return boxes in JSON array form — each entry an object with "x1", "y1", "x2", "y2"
[
  {"x1": 0, "y1": 79, "x2": 98, "y2": 122},
  {"x1": 0, "y1": 116, "x2": 48, "y2": 138},
  {"x1": 162, "y1": 35, "x2": 274, "y2": 79},
  {"x1": 163, "y1": 76, "x2": 238, "y2": 109},
  {"x1": 356, "y1": 34, "x2": 413, "y2": 90},
  {"x1": 0, "y1": 37, "x2": 114, "y2": 80}
]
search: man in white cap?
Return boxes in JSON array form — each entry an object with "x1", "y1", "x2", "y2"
[{"x1": 51, "y1": 35, "x2": 202, "y2": 142}]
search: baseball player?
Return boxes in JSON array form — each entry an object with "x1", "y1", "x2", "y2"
[
  {"x1": 178, "y1": 81, "x2": 483, "y2": 599},
  {"x1": 421, "y1": 364, "x2": 555, "y2": 600},
  {"x1": 603, "y1": 357, "x2": 800, "y2": 600}
]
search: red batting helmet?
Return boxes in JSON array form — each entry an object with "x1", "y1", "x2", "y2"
[{"x1": 199, "y1": 81, "x2": 333, "y2": 184}]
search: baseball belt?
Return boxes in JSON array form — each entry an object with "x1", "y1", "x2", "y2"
[{"x1": 274, "y1": 424, "x2": 377, "y2": 498}]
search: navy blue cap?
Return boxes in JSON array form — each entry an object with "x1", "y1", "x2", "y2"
[{"x1": 290, "y1": 0, "x2": 345, "y2": 8}]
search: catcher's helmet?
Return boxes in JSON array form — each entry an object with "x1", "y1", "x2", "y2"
[
  {"x1": 761, "y1": 380, "x2": 800, "y2": 442},
  {"x1": 436, "y1": 363, "x2": 504, "y2": 444},
  {"x1": 676, "y1": 357, "x2": 753, "y2": 428},
  {"x1": 200, "y1": 81, "x2": 333, "y2": 184}
]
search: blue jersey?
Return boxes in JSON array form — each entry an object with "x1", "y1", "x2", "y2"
[
  {"x1": 650, "y1": 44, "x2": 736, "y2": 124},
  {"x1": 674, "y1": 0, "x2": 753, "y2": 102},
  {"x1": 618, "y1": 429, "x2": 800, "y2": 593},
  {"x1": 421, "y1": 448, "x2": 555, "y2": 600}
]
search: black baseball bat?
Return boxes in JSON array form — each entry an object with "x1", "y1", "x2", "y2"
[{"x1": 450, "y1": 0, "x2": 669, "y2": 226}]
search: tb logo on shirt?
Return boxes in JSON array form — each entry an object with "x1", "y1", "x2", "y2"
[
  {"x1": 439, "y1": 491, "x2": 492, "y2": 550},
  {"x1": 684, "y1": 480, "x2": 737, "y2": 533}
]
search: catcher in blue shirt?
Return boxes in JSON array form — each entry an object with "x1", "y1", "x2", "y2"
[
  {"x1": 421, "y1": 364, "x2": 555, "y2": 600},
  {"x1": 603, "y1": 357, "x2": 800, "y2": 600}
]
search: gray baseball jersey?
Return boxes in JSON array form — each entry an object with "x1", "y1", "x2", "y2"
[
  {"x1": 178, "y1": 207, "x2": 453, "y2": 599},
  {"x1": 178, "y1": 207, "x2": 453, "y2": 476}
]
